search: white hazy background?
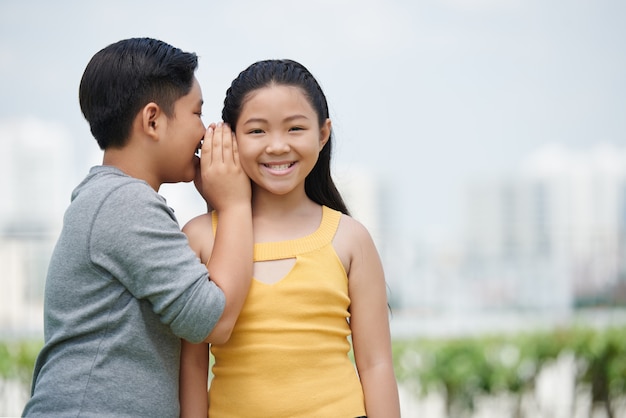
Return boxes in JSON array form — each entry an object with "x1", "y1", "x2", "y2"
[
  {"x1": 2, "y1": 2, "x2": 625, "y2": 416},
  {"x1": 2, "y1": 0, "x2": 624, "y2": 246}
]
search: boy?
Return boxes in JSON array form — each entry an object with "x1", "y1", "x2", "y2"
[{"x1": 23, "y1": 38, "x2": 253, "y2": 417}]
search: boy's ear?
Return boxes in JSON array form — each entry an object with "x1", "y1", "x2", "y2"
[
  {"x1": 142, "y1": 102, "x2": 162, "y2": 140},
  {"x1": 319, "y1": 118, "x2": 331, "y2": 150}
]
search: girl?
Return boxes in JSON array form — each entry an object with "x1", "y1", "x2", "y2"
[{"x1": 180, "y1": 59, "x2": 400, "y2": 418}]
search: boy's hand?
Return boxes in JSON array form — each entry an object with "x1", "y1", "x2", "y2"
[{"x1": 194, "y1": 122, "x2": 251, "y2": 211}]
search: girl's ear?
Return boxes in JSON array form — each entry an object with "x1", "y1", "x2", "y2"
[
  {"x1": 142, "y1": 102, "x2": 162, "y2": 141},
  {"x1": 319, "y1": 118, "x2": 332, "y2": 150}
]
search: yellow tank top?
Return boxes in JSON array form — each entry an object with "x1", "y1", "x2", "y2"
[{"x1": 208, "y1": 206, "x2": 366, "y2": 417}]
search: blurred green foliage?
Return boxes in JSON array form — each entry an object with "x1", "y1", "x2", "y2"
[
  {"x1": 0, "y1": 339, "x2": 42, "y2": 415},
  {"x1": 3, "y1": 327, "x2": 626, "y2": 417},
  {"x1": 393, "y1": 326, "x2": 626, "y2": 417},
  {"x1": 0, "y1": 340, "x2": 41, "y2": 387}
]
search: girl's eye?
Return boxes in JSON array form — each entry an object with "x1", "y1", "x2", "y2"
[
  {"x1": 289, "y1": 126, "x2": 304, "y2": 132},
  {"x1": 248, "y1": 129, "x2": 264, "y2": 134}
]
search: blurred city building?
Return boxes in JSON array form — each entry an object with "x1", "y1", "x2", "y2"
[
  {"x1": 385, "y1": 143, "x2": 626, "y2": 315},
  {"x1": 463, "y1": 143, "x2": 626, "y2": 311},
  {"x1": 0, "y1": 119, "x2": 73, "y2": 335},
  {"x1": 2, "y1": 118, "x2": 625, "y2": 336}
]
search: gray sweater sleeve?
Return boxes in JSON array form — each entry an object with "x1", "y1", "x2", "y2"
[{"x1": 89, "y1": 181, "x2": 224, "y2": 343}]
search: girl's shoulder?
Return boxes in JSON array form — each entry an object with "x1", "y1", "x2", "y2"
[
  {"x1": 182, "y1": 212, "x2": 215, "y2": 261},
  {"x1": 336, "y1": 212, "x2": 373, "y2": 242},
  {"x1": 333, "y1": 213, "x2": 378, "y2": 272},
  {"x1": 182, "y1": 212, "x2": 214, "y2": 236}
]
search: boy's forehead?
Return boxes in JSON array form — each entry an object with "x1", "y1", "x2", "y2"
[
  {"x1": 178, "y1": 77, "x2": 203, "y2": 105},
  {"x1": 190, "y1": 77, "x2": 202, "y2": 99}
]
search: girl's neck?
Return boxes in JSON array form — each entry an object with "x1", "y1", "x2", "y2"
[
  {"x1": 251, "y1": 190, "x2": 323, "y2": 242},
  {"x1": 251, "y1": 187, "x2": 314, "y2": 216}
]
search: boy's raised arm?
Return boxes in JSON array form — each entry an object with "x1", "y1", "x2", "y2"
[{"x1": 195, "y1": 122, "x2": 253, "y2": 344}]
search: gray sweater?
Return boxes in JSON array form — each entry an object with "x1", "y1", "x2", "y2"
[{"x1": 23, "y1": 166, "x2": 225, "y2": 417}]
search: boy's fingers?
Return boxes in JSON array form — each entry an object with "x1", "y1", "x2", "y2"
[
  {"x1": 212, "y1": 123, "x2": 225, "y2": 163},
  {"x1": 220, "y1": 124, "x2": 235, "y2": 164},
  {"x1": 232, "y1": 133, "x2": 240, "y2": 165},
  {"x1": 202, "y1": 125, "x2": 214, "y2": 164}
]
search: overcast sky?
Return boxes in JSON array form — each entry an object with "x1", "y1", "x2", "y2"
[{"x1": 1, "y1": 0, "x2": 624, "y2": 247}]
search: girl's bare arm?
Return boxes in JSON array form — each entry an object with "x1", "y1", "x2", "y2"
[{"x1": 338, "y1": 216, "x2": 401, "y2": 418}]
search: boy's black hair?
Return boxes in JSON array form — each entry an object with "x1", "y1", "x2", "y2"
[
  {"x1": 79, "y1": 37, "x2": 198, "y2": 150},
  {"x1": 222, "y1": 59, "x2": 350, "y2": 216}
]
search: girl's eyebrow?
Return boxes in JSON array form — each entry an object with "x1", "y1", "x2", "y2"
[
  {"x1": 284, "y1": 114, "x2": 308, "y2": 122},
  {"x1": 242, "y1": 117, "x2": 267, "y2": 125},
  {"x1": 242, "y1": 114, "x2": 309, "y2": 125}
]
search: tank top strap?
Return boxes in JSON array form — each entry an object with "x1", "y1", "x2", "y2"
[
  {"x1": 211, "y1": 211, "x2": 218, "y2": 235},
  {"x1": 255, "y1": 206, "x2": 342, "y2": 261},
  {"x1": 212, "y1": 206, "x2": 342, "y2": 261}
]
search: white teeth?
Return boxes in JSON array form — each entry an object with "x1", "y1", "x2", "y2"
[{"x1": 265, "y1": 163, "x2": 292, "y2": 170}]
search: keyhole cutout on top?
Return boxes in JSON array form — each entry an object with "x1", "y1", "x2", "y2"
[{"x1": 253, "y1": 258, "x2": 296, "y2": 285}]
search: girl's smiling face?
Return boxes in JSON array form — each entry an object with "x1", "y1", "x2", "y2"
[{"x1": 235, "y1": 84, "x2": 330, "y2": 198}]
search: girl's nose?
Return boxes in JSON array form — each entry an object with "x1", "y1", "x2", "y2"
[{"x1": 265, "y1": 134, "x2": 290, "y2": 154}]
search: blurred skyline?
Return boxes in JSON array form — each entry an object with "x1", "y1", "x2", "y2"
[{"x1": 1, "y1": 0, "x2": 625, "y2": 246}]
